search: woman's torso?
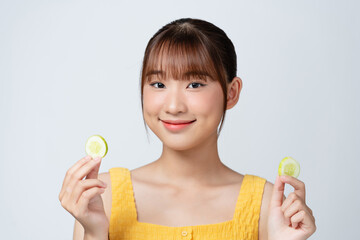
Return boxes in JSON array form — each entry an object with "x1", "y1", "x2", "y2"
[
  {"x1": 131, "y1": 165, "x2": 244, "y2": 226},
  {"x1": 105, "y1": 167, "x2": 266, "y2": 240}
]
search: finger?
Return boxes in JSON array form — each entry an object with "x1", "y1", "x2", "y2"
[
  {"x1": 284, "y1": 199, "x2": 303, "y2": 220},
  {"x1": 73, "y1": 157, "x2": 102, "y2": 180},
  {"x1": 59, "y1": 156, "x2": 92, "y2": 200},
  {"x1": 280, "y1": 192, "x2": 297, "y2": 226},
  {"x1": 282, "y1": 195, "x2": 315, "y2": 226},
  {"x1": 71, "y1": 179, "x2": 107, "y2": 204},
  {"x1": 67, "y1": 155, "x2": 93, "y2": 176},
  {"x1": 76, "y1": 187, "x2": 106, "y2": 216},
  {"x1": 279, "y1": 175, "x2": 306, "y2": 201},
  {"x1": 281, "y1": 192, "x2": 297, "y2": 212},
  {"x1": 61, "y1": 157, "x2": 102, "y2": 201},
  {"x1": 60, "y1": 178, "x2": 106, "y2": 215},
  {"x1": 270, "y1": 175, "x2": 285, "y2": 208},
  {"x1": 86, "y1": 157, "x2": 102, "y2": 180},
  {"x1": 290, "y1": 209, "x2": 316, "y2": 234},
  {"x1": 290, "y1": 210, "x2": 310, "y2": 229},
  {"x1": 59, "y1": 189, "x2": 72, "y2": 212},
  {"x1": 290, "y1": 210, "x2": 303, "y2": 229}
]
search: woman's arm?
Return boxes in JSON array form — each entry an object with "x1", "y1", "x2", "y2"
[{"x1": 259, "y1": 181, "x2": 274, "y2": 240}]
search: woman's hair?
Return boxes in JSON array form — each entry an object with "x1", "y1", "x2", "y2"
[{"x1": 140, "y1": 18, "x2": 237, "y2": 136}]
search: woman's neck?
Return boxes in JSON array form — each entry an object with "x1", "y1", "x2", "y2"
[{"x1": 152, "y1": 133, "x2": 228, "y2": 188}]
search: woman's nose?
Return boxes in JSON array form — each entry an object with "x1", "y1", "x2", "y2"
[{"x1": 164, "y1": 87, "x2": 187, "y2": 115}]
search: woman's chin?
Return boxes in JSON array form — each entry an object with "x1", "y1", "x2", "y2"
[{"x1": 162, "y1": 141, "x2": 196, "y2": 152}]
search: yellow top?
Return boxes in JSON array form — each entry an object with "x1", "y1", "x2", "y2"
[{"x1": 109, "y1": 167, "x2": 266, "y2": 240}]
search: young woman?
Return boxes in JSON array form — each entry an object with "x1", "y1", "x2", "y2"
[{"x1": 59, "y1": 18, "x2": 316, "y2": 240}]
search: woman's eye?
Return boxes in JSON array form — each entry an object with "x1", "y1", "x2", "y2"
[
  {"x1": 150, "y1": 82, "x2": 165, "y2": 88},
  {"x1": 149, "y1": 82, "x2": 205, "y2": 89},
  {"x1": 188, "y1": 82, "x2": 205, "y2": 89}
]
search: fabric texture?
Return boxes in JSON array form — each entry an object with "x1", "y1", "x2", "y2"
[{"x1": 109, "y1": 167, "x2": 266, "y2": 240}]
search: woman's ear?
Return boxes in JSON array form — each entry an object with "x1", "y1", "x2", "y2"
[{"x1": 226, "y1": 77, "x2": 242, "y2": 110}]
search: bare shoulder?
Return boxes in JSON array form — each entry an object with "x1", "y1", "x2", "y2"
[
  {"x1": 130, "y1": 162, "x2": 157, "y2": 181},
  {"x1": 98, "y1": 172, "x2": 112, "y2": 222},
  {"x1": 98, "y1": 171, "x2": 111, "y2": 184},
  {"x1": 262, "y1": 180, "x2": 274, "y2": 206},
  {"x1": 259, "y1": 180, "x2": 274, "y2": 240}
]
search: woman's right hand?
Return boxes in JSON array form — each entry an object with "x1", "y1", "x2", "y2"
[{"x1": 59, "y1": 156, "x2": 109, "y2": 238}]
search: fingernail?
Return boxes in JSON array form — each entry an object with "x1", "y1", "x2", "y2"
[
  {"x1": 93, "y1": 157, "x2": 101, "y2": 162},
  {"x1": 102, "y1": 182, "x2": 107, "y2": 187},
  {"x1": 85, "y1": 155, "x2": 92, "y2": 160}
]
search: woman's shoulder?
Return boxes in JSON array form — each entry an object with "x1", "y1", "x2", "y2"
[
  {"x1": 98, "y1": 171, "x2": 111, "y2": 183},
  {"x1": 98, "y1": 166, "x2": 131, "y2": 185},
  {"x1": 261, "y1": 180, "x2": 275, "y2": 207},
  {"x1": 242, "y1": 173, "x2": 273, "y2": 209},
  {"x1": 97, "y1": 167, "x2": 138, "y2": 221},
  {"x1": 98, "y1": 167, "x2": 131, "y2": 181}
]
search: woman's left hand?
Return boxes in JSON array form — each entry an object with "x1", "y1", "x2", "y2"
[{"x1": 267, "y1": 175, "x2": 316, "y2": 240}]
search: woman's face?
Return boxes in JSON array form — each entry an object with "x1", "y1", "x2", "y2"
[{"x1": 142, "y1": 70, "x2": 224, "y2": 151}]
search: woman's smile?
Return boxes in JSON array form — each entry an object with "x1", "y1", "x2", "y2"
[{"x1": 160, "y1": 119, "x2": 197, "y2": 132}]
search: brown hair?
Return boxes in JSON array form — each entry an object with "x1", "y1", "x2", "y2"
[{"x1": 140, "y1": 18, "x2": 237, "y2": 136}]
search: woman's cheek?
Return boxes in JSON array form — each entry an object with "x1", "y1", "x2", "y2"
[
  {"x1": 199, "y1": 88, "x2": 223, "y2": 111},
  {"x1": 190, "y1": 91, "x2": 223, "y2": 122},
  {"x1": 143, "y1": 91, "x2": 163, "y2": 115}
]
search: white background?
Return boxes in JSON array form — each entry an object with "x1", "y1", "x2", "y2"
[{"x1": 1, "y1": 0, "x2": 359, "y2": 239}]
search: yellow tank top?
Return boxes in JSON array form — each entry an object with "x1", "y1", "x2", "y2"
[{"x1": 109, "y1": 167, "x2": 266, "y2": 240}]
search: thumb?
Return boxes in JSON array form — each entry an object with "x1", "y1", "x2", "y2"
[
  {"x1": 270, "y1": 175, "x2": 285, "y2": 208},
  {"x1": 86, "y1": 157, "x2": 102, "y2": 179}
]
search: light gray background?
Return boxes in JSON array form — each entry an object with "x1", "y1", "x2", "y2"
[{"x1": 1, "y1": 0, "x2": 359, "y2": 239}]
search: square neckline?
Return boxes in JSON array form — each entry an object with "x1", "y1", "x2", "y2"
[{"x1": 127, "y1": 168, "x2": 246, "y2": 229}]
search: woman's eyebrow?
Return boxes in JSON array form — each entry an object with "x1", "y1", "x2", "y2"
[
  {"x1": 145, "y1": 70, "x2": 212, "y2": 81},
  {"x1": 183, "y1": 71, "x2": 210, "y2": 81}
]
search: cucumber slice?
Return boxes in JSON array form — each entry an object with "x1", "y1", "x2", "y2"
[
  {"x1": 85, "y1": 135, "x2": 108, "y2": 158},
  {"x1": 278, "y1": 157, "x2": 300, "y2": 178}
]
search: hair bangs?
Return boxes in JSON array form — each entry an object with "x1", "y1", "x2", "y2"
[{"x1": 144, "y1": 35, "x2": 219, "y2": 82}]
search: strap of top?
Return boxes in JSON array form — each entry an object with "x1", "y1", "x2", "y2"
[
  {"x1": 235, "y1": 174, "x2": 266, "y2": 239},
  {"x1": 109, "y1": 167, "x2": 137, "y2": 236}
]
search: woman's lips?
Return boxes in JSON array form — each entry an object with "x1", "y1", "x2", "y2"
[{"x1": 161, "y1": 119, "x2": 196, "y2": 131}]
